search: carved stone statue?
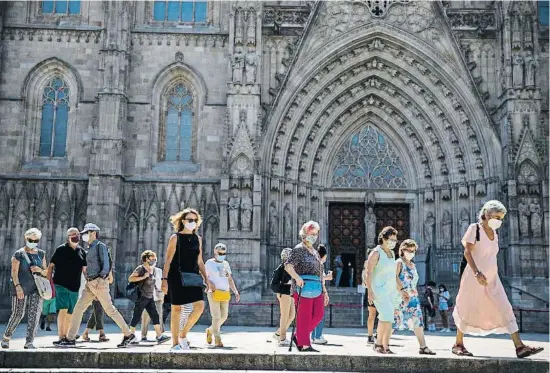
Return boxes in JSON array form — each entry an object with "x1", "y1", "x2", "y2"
[
  {"x1": 245, "y1": 48, "x2": 257, "y2": 84},
  {"x1": 297, "y1": 206, "x2": 305, "y2": 227},
  {"x1": 246, "y1": 8, "x2": 256, "y2": 46},
  {"x1": 424, "y1": 212, "x2": 435, "y2": 246},
  {"x1": 235, "y1": 8, "x2": 244, "y2": 45},
  {"x1": 269, "y1": 203, "x2": 278, "y2": 239},
  {"x1": 231, "y1": 46, "x2": 244, "y2": 83},
  {"x1": 228, "y1": 190, "x2": 240, "y2": 231},
  {"x1": 283, "y1": 204, "x2": 292, "y2": 241},
  {"x1": 460, "y1": 207, "x2": 470, "y2": 235},
  {"x1": 530, "y1": 201, "x2": 542, "y2": 237},
  {"x1": 512, "y1": 54, "x2": 524, "y2": 88},
  {"x1": 240, "y1": 191, "x2": 252, "y2": 231},
  {"x1": 518, "y1": 199, "x2": 530, "y2": 237},
  {"x1": 364, "y1": 206, "x2": 377, "y2": 247},
  {"x1": 525, "y1": 51, "x2": 537, "y2": 87},
  {"x1": 442, "y1": 210, "x2": 452, "y2": 245}
]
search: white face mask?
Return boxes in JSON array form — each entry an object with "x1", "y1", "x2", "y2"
[
  {"x1": 387, "y1": 240, "x2": 397, "y2": 250},
  {"x1": 185, "y1": 222, "x2": 197, "y2": 231},
  {"x1": 82, "y1": 233, "x2": 89, "y2": 242},
  {"x1": 26, "y1": 241, "x2": 38, "y2": 249},
  {"x1": 488, "y1": 218, "x2": 502, "y2": 230},
  {"x1": 404, "y1": 252, "x2": 415, "y2": 261}
]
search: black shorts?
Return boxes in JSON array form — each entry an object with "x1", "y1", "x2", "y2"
[{"x1": 363, "y1": 289, "x2": 376, "y2": 309}]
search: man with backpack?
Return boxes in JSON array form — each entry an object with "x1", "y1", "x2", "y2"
[{"x1": 61, "y1": 223, "x2": 136, "y2": 348}]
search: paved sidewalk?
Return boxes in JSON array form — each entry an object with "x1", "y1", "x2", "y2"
[
  {"x1": 3, "y1": 323, "x2": 546, "y2": 360},
  {"x1": 0, "y1": 324, "x2": 547, "y2": 373}
]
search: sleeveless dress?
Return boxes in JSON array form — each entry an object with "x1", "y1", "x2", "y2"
[
  {"x1": 453, "y1": 224, "x2": 518, "y2": 335},
  {"x1": 393, "y1": 258, "x2": 424, "y2": 330},
  {"x1": 371, "y1": 245, "x2": 399, "y2": 322},
  {"x1": 168, "y1": 233, "x2": 204, "y2": 305}
]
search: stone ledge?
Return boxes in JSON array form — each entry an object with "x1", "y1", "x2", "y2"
[{"x1": 1, "y1": 350, "x2": 547, "y2": 373}]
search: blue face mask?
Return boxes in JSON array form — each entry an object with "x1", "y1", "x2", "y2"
[{"x1": 217, "y1": 255, "x2": 226, "y2": 261}]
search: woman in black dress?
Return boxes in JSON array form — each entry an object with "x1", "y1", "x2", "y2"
[{"x1": 161, "y1": 208, "x2": 210, "y2": 351}]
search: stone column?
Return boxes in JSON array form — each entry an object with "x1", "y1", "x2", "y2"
[
  {"x1": 85, "y1": 1, "x2": 130, "y2": 296},
  {"x1": 220, "y1": 2, "x2": 264, "y2": 301}
]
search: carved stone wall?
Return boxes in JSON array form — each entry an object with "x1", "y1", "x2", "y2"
[{"x1": 0, "y1": 1, "x2": 547, "y2": 318}]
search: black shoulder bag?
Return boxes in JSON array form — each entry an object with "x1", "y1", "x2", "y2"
[{"x1": 178, "y1": 234, "x2": 204, "y2": 287}]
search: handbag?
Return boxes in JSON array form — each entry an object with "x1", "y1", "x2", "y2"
[
  {"x1": 178, "y1": 235, "x2": 204, "y2": 288},
  {"x1": 213, "y1": 289, "x2": 231, "y2": 302},
  {"x1": 296, "y1": 275, "x2": 322, "y2": 298},
  {"x1": 20, "y1": 250, "x2": 52, "y2": 300},
  {"x1": 126, "y1": 281, "x2": 141, "y2": 302}
]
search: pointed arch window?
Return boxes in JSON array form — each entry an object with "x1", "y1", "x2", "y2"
[
  {"x1": 161, "y1": 83, "x2": 194, "y2": 162},
  {"x1": 42, "y1": 0, "x2": 81, "y2": 15},
  {"x1": 39, "y1": 77, "x2": 70, "y2": 158},
  {"x1": 153, "y1": 1, "x2": 207, "y2": 23},
  {"x1": 539, "y1": 0, "x2": 549, "y2": 26},
  {"x1": 331, "y1": 125, "x2": 407, "y2": 189}
]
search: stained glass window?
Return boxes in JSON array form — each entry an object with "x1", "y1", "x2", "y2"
[
  {"x1": 163, "y1": 83, "x2": 193, "y2": 162},
  {"x1": 331, "y1": 125, "x2": 407, "y2": 189},
  {"x1": 539, "y1": 0, "x2": 549, "y2": 26},
  {"x1": 153, "y1": 1, "x2": 207, "y2": 23},
  {"x1": 39, "y1": 77, "x2": 70, "y2": 158},
  {"x1": 42, "y1": 1, "x2": 81, "y2": 15}
]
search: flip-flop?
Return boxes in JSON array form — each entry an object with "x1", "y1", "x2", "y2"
[
  {"x1": 98, "y1": 335, "x2": 110, "y2": 343},
  {"x1": 420, "y1": 346, "x2": 436, "y2": 355}
]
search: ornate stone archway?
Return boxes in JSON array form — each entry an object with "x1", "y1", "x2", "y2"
[{"x1": 262, "y1": 17, "x2": 502, "y2": 284}]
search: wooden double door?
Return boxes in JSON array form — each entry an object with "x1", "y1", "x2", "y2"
[{"x1": 328, "y1": 203, "x2": 409, "y2": 287}]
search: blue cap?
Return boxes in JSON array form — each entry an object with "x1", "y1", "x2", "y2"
[{"x1": 80, "y1": 223, "x2": 100, "y2": 234}]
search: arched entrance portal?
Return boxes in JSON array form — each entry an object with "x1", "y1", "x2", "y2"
[
  {"x1": 326, "y1": 124, "x2": 411, "y2": 287},
  {"x1": 261, "y1": 25, "x2": 500, "y2": 289}
]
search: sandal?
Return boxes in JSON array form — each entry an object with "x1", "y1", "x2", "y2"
[
  {"x1": 420, "y1": 346, "x2": 436, "y2": 355},
  {"x1": 81, "y1": 335, "x2": 91, "y2": 342},
  {"x1": 452, "y1": 344, "x2": 473, "y2": 357},
  {"x1": 373, "y1": 344, "x2": 385, "y2": 354},
  {"x1": 98, "y1": 335, "x2": 110, "y2": 343},
  {"x1": 385, "y1": 349, "x2": 395, "y2": 354},
  {"x1": 516, "y1": 345, "x2": 544, "y2": 359}
]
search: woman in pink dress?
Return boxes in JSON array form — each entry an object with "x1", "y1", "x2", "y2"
[{"x1": 452, "y1": 200, "x2": 543, "y2": 358}]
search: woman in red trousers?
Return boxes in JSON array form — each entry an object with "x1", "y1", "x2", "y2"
[{"x1": 285, "y1": 221, "x2": 329, "y2": 352}]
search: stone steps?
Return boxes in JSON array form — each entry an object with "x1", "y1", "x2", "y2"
[{"x1": 1, "y1": 350, "x2": 545, "y2": 373}]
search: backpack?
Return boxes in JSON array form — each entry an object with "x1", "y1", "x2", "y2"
[
  {"x1": 447, "y1": 295, "x2": 454, "y2": 308},
  {"x1": 126, "y1": 281, "x2": 141, "y2": 302},
  {"x1": 270, "y1": 264, "x2": 284, "y2": 294},
  {"x1": 459, "y1": 224, "x2": 497, "y2": 278}
]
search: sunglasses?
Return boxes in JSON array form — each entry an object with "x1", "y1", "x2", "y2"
[
  {"x1": 27, "y1": 239, "x2": 40, "y2": 243},
  {"x1": 217, "y1": 252, "x2": 227, "y2": 256},
  {"x1": 184, "y1": 219, "x2": 198, "y2": 223}
]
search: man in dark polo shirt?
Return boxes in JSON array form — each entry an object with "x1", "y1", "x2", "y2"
[{"x1": 47, "y1": 227, "x2": 86, "y2": 345}]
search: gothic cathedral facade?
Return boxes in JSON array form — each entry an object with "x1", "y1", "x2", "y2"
[{"x1": 0, "y1": 1, "x2": 547, "y2": 316}]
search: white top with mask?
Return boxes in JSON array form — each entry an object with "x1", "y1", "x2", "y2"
[{"x1": 205, "y1": 258, "x2": 232, "y2": 292}]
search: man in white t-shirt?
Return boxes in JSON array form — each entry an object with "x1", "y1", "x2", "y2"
[{"x1": 204, "y1": 243, "x2": 240, "y2": 347}]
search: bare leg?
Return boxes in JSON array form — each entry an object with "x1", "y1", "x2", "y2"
[
  {"x1": 367, "y1": 307, "x2": 376, "y2": 336},
  {"x1": 57, "y1": 310, "x2": 67, "y2": 339},
  {"x1": 180, "y1": 301, "x2": 205, "y2": 339},
  {"x1": 170, "y1": 305, "x2": 181, "y2": 347},
  {"x1": 414, "y1": 327, "x2": 427, "y2": 348},
  {"x1": 455, "y1": 329, "x2": 464, "y2": 346},
  {"x1": 511, "y1": 332, "x2": 523, "y2": 349}
]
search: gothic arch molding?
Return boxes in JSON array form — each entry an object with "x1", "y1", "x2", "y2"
[
  {"x1": 318, "y1": 114, "x2": 419, "y2": 190},
  {"x1": 149, "y1": 62, "x2": 207, "y2": 165},
  {"x1": 263, "y1": 26, "x2": 500, "y2": 187}
]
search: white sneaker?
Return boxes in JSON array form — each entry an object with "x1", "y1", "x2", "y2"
[
  {"x1": 278, "y1": 339, "x2": 291, "y2": 347},
  {"x1": 170, "y1": 344, "x2": 183, "y2": 352},
  {"x1": 179, "y1": 338, "x2": 191, "y2": 351},
  {"x1": 273, "y1": 333, "x2": 280, "y2": 340},
  {"x1": 312, "y1": 337, "x2": 328, "y2": 345},
  {"x1": 24, "y1": 342, "x2": 36, "y2": 349}
]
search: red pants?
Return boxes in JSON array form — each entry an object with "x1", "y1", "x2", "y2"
[{"x1": 293, "y1": 293, "x2": 324, "y2": 347}]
